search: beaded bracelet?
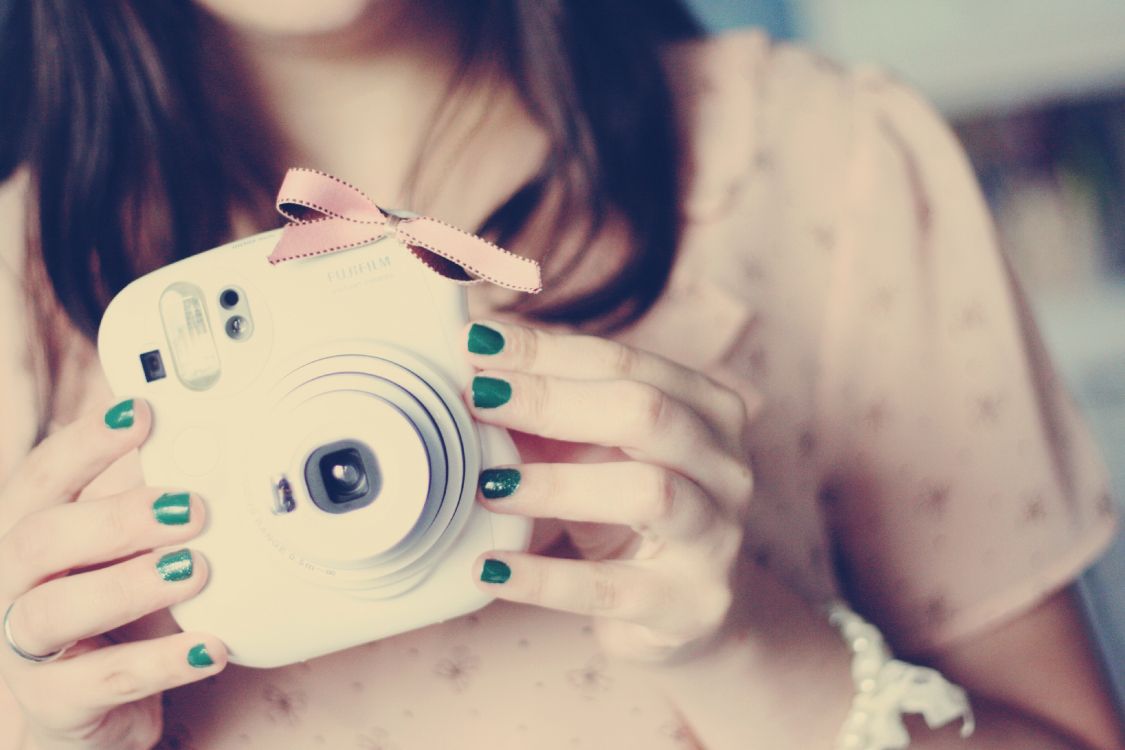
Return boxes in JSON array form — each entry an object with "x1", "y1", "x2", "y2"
[{"x1": 826, "y1": 601, "x2": 976, "y2": 750}]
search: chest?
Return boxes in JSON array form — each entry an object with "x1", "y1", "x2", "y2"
[{"x1": 157, "y1": 602, "x2": 698, "y2": 750}]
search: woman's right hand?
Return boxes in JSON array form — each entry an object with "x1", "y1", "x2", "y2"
[{"x1": 0, "y1": 398, "x2": 226, "y2": 750}]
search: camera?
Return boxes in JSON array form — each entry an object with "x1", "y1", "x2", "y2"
[{"x1": 97, "y1": 228, "x2": 531, "y2": 667}]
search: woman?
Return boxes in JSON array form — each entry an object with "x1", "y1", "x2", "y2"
[{"x1": 0, "y1": 1, "x2": 1121, "y2": 748}]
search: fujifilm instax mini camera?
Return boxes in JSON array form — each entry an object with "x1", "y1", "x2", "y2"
[{"x1": 97, "y1": 229, "x2": 531, "y2": 667}]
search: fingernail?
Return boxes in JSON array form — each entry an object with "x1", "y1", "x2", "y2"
[
  {"x1": 480, "y1": 468, "x2": 520, "y2": 499},
  {"x1": 104, "y1": 399, "x2": 135, "y2": 430},
  {"x1": 187, "y1": 643, "x2": 214, "y2": 668},
  {"x1": 153, "y1": 492, "x2": 192, "y2": 525},
  {"x1": 472, "y1": 376, "x2": 511, "y2": 409},
  {"x1": 467, "y1": 323, "x2": 505, "y2": 355},
  {"x1": 156, "y1": 549, "x2": 193, "y2": 582},
  {"x1": 480, "y1": 558, "x2": 511, "y2": 584}
]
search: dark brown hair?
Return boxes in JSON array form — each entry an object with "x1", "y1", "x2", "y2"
[{"x1": 1, "y1": 0, "x2": 702, "y2": 420}]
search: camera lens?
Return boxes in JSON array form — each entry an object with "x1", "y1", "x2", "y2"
[
  {"x1": 219, "y1": 288, "x2": 240, "y2": 309},
  {"x1": 321, "y1": 449, "x2": 367, "y2": 502},
  {"x1": 304, "y1": 441, "x2": 381, "y2": 513}
]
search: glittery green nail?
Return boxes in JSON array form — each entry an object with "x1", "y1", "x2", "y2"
[
  {"x1": 187, "y1": 643, "x2": 213, "y2": 668},
  {"x1": 153, "y1": 492, "x2": 191, "y2": 525},
  {"x1": 467, "y1": 323, "x2": 505, "y2": 355},
  {"x1": 156, "y1": 549, "x2": 193, "y2": 582},
  {"x1": 104, "y1": 399, "x2": 135, "y2": 430},
  {"x1": 480, "y1": 558, "x2": 511, "y2": 584},
  {"x1": 480, "y1": 468, "x2": 520, "y2": 499},
  {"x1": 472, "y1": 376, "x2": 511, "y2": 409}
]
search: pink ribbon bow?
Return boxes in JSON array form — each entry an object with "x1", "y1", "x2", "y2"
[{"x1": 268, "y1": 168, "x2": 542, "y2": 293}]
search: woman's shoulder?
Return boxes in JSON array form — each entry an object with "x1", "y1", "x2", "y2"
[
  {"x1": 669, "y1": 29, "x2": 856, "y2": 223},
  {"x1": 669, "y1": 28, "x2": 944, "y2": 228}
]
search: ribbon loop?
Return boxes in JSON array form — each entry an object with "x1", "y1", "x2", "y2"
[{"x1": 268, "y1": 168, "x2": 542, "y2": 293}]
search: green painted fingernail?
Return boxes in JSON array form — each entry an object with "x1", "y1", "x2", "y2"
[
  {"x1": 156, "y1": 549, "x2": 193, "y2": 582},
  {"x1": 480, "y1": 558, "x2": 511, "y2": 584},
  {"x1": 468, "y1": 323, "x2": 505, "y2": 355},
  {"x1": 153, "y1": 492, "x2": 191, "y2": 525},
  {"x1": 187, "y1": 643, "x2": 213, "y2": 668},
  {"x1": 480, "y1": 468, "x2": 520, "y2": 499},
  {"x1": 104, "y1": 399, "x2": 135, "y2": 430},
  {"x1": 472, "y1": 376, "x2": 511, "y2": 409}
]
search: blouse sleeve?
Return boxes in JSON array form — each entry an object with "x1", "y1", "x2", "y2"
[{"x1": 815, "y1": 68, "x2": 1119, "y2": 655}]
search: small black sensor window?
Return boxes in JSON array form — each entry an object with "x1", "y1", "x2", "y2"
[
  {"x1": 219, "y1": 288, "x2": 240, "y2": 309},
  {"x1": 140, "y1": 350, "x2": 166, "y2": 382}
]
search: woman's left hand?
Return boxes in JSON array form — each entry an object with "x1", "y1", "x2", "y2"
[{"x1": 462, "y1": 320, "x2": 754, "y2": 662}]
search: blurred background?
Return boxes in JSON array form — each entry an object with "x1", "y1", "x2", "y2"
[{"x1": 690, "y1": 0, "x2": 1125, "y2": 712}]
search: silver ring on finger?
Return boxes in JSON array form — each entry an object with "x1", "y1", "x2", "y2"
[{"x1": 3, "y1": 601, "x2": 70, "y2": 664}]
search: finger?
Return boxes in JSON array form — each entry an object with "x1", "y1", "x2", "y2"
[
  {"x1": 468, "y1": 372, "x2": 754, "y2": 505},
  {"x1": 477, "y1": 463, "x2": 719, "y2": 543},
  {"x1": 464, "y1": 321, "x2": 749, "y2": 440},
  {"x1": 4, "y1": 549, "x2": 207, "y2": 658},
  {"x1": 0, "y1": 488, "x2": 205, "y2": 599},
  {"x1": 0, "y1": 398, "x2": 151, "y2": 525},
  {"x1": 474, "y1": 552, "x2": 731, "y2": 638},
  {"x1": 33, "y1": 632, "x2": 226, "y2": 719}
]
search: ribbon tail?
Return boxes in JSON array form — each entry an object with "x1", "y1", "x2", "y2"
[
  {"x1": 398, "y1": 217, "x2": 542, "y2": 293},
  {"x1": 267, "y1": 219, "x2": 386, "y2": 264}
]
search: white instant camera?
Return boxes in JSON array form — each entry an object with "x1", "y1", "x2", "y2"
[{"x1": 97, "y1": 229, "x2": 531, "y2": 667}]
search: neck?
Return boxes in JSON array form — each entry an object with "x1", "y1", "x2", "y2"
[{"x1": 201, "y1": 4, "x2": 548, "y2": 229}]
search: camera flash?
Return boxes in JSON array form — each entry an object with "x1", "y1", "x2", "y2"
[{"x1": 159, "y1": 282, "x2": 221, "y2": 390}]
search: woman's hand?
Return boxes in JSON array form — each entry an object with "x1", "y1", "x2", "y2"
[
  {"x1": 0, "y1": 399, "x2": 226, "y2": 750},
  {"x1": 462, "y1": 321, "x2": 754, "y2": 662}
]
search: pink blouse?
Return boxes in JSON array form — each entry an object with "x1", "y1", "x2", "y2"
[{"x1": 0, "y1": 28, "x2": 1117, "y2": 749}]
